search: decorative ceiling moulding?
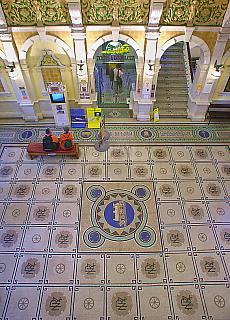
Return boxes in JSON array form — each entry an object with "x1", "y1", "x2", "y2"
[
  {"x1": 81, "y1": 0, "x2": 150, "y2": 25},
  {"x1": 0, "y1": 0, "x2": 71, "y2": 26},
  {"x1": 161, "y1": 0, "x2": 229, "y2": 27}
]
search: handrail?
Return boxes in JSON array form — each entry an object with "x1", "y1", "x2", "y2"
[{"x1": 186, "y1": 42, "x2": 194, "y2": 82}]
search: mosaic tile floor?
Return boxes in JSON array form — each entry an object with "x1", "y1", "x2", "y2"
[{"x1": 0, "y1": 143, "x2": 229, "y2": 319}]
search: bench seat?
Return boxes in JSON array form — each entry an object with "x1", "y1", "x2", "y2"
[{"x1": 27, "y1": 142, "x2": 79, "y2": 159}]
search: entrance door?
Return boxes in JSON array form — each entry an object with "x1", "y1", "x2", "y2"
[{"x1": 94, "y1": 41, "x2": 137, "y2": 108}]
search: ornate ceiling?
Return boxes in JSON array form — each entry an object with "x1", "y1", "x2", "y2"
[
  {"x1": 0, "y1": 0, "x2": 228, "y2": 26},
  {"x1": 0, "y1": 0, "x2": 71, "y2": 26}
]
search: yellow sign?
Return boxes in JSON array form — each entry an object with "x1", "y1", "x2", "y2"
[
  {"x1": 153, "y1": 108, "x2": 160, "y2": 123},
  {"x1": 87, "y1": 108, "x2": 102, "y2": 129},
  {"x1": 101, "y1": 43, "x2": 129, "y2": 55}
]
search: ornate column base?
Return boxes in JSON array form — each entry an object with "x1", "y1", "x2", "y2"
[
  {"x1": 20, "y1": 103, "x2": 39, "y2": 122},
  {"x1": 129, "y1": 91, "x2": 153, "y2": 122},
  {"x1": 187, "y1": 96, "x2": 210, "y2": 122}
]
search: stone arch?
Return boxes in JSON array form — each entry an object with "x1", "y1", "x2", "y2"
[
  {"x1": 87, "y1": 34, "x2": 144, "y2": 60},
  {"x1": 19, "y1": 35, "x2": 75, "y2": 63},
  {"x1": 157, "y1": 35, "x2": 210, "y2": 65}
]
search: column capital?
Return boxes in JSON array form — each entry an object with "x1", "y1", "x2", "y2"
[
  {"x1": 145, "y1": 30, "x2": 160, "y2": 40},
  {"x1": 0, "y1": 32, "x2": 12, "y2": 42},
  {"x1": 217, "y1": 33, "x2": 229, "y2": 42},
  {"x1": 71, "y1": 28, "x2": 86, "y2": 40}
]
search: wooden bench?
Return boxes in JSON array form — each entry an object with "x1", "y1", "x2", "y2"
[{"x1": 27, "y1": 142, "x2": 79, "y2": 160}]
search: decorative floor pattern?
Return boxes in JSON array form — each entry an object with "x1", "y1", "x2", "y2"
[
  {"x1": 0, "y1": 143, "x2": 229, "y2": 319},
  {"x1": 0, "y1": 124, "x2": 229, "y2": 145}
]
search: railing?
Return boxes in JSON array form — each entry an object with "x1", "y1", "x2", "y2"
[{"x1": 183, "y1": 42, "x2": 193, "y2": 89}]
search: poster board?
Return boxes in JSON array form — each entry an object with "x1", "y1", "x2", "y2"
[{"x1": 87, "y1": 108, "x2": 102, "y2": 129}]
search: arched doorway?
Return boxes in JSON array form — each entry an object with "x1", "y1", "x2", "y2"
[{"x1": 94, "y1": 40, "x2": 137, "y2": 109}]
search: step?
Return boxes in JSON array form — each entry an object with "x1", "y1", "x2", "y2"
[
  {"x1": 156, "y1": 96, "x2": 188, "y2": 103},
  {"x1": 157, "y1": 83, "x2": 188, "y2": 89},
  {"x1": 155, "y1": 101, "x2": 188, "y2": 109},
  {"x1": 159, "y1": 70, "x2": 186, "y2": 75},
  {"x1": 160, "y1": 59, "x2": 184, "y2": 64},
  {"x1": 156, "y1": 90, "x2": 188, "y2": 96}
]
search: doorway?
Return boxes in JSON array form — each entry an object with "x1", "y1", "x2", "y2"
[{"x1": 94, "y1": 40, "x2": 137, "y2": 109}]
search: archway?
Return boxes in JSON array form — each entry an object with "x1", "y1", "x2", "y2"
[{"x1": 93, "y1": 40, "x2": 137, "y2": 108}]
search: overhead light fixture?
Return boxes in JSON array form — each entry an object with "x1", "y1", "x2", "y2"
[
  {"x1": 6, "y1": 61, "x2": 16, "y2": 73},
  {"x1": 6, "y1": 62, "x2": 19, "y2": 80},
  {"x1": 145, "y1": 60, "x2": 155, "y2": 76},
  {"x1": 211, "y1": 60, "x2": 223, "y2": 79}
]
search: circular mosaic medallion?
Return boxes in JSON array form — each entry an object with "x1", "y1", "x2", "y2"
[
  {"x1": 88, "y1": 166, "x2": 102, "y2": 177},
  {"x1": 80, "y1": 130, "x2": 92, "y2": 139},
  {"x1": 216, "y1": 207, "x2": 225, "y2": 215},
  {"x1": 133, "y1": 166, "x2": 148, "y2": 177},
  {"x1": 93, "y1": 191, "x2": 146, "y2": 240},
  {"x1": 132, "y1": 185, "x2": 151, "y2": 201},
  {"x1": 116, "y1": 264, "x2": 126, "y2": 274},
  {"x1": 17, "y1": 129, "x2": 35, "y2": 141},
  {"x1": 198, "y1": 130, "x2": 210, "y2": 139},
  {"x1": 139, "y1": 129, "x2": 154, "y2": 139},
  {"x1": 84, "y1": 297, "x2": 94, "y2": 310},
  {"x1": 83, "y1": 227, "x2": 105, "y2": 248},
  {"x1": 87, "y1": 186, "x2": 105, "y2": 201},
  {"x1": 55, "y1": 263, "x2": 65, "y2": 274},
  {"x1": 62, "y1": 185, "x2": 78, "y2": 198},
  {"x1": 178, "y1": 165, "x2": 193, "y2": 177},
  {"x1": 0, "y1": 263, "x2": 6, "y2": 273},
  {"x1": 135, "y1": 227, "x2": 156, "y2": 247},
  {"x1": 221, "y1": 165, "x2": 230, "y2": 176}
]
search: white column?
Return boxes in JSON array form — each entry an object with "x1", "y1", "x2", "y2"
[{"x1": 0, "y1": 33, "x2": 38, "y2": 121}]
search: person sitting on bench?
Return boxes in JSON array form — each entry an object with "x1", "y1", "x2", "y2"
[
  {"x1": 60, "y1": 126, "x2": 74, "y2": 150},
  {"x1": 43, "y1": 128, "x2": 59, "y2": 151}
]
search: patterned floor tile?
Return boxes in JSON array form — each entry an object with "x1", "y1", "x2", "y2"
[
  {"x1": 153, "y1": 162, "x2": 175, "y2": 180},
  {"x1": 195, "y1": 252, "x2": 227, "y2": 282},
  {"x1": 0, "y1": 253, "x2": 17, "y2": 284},
  {"x1": 188, "y1": 225, "x2": 217, "y2": 251},
  {"x1": 139, "y1": 286, "x2": 171, "y2": 320},
  {"x1": 45, "y1": 254, "x2": 75, "y2": 284},
  {"x1": 0, "y1": 141, "x2": 229, "y2": 319},
  {"x1": 107, "y1": 287, "x2": 137, "y2": 319},
  {"x1": 76, "y1": 254, "x2": 104, "y2": 285},
  {"x1": 202, "y1": 284, "x2": 230, "y2": 320},
  {"x1": 73, "y1": 287, "x2": 105, "y2": 319},
  {"x1": 166, "y1": 252, "x2": 196, "y2": 283},
  {"x1": 3, "y1": 203, "x2": 29, "y2": 225},
  {"x1": 170, "y1": 285, "x2": 205, "y2": 319},
  {"x1": 15, "y1": 254, "x2": 46, "y2": 284},
  {"x1": 106, "y1": 254, "x2": 136, "y2": 284},
  {"x1": 158, "y1": 202, "x2": 184, "y2": 224},
  {"x1": 39, "y1": 287, "x2": 72, "y2": 319},
  {"x1": 5, "y1": 286, "x2": 40, "y2": 320},
  {"x1": 136, "y1": 254, "x2": 165, "y2": 284}
]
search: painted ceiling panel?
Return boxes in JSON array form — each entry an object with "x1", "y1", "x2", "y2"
[
  {"x1": 0, "y1": 0, "x2": 228, "y2": 26},
  {"x1": 0, "y1": 0, "x2": 71, "y2": 26},
  {"x1": 81, "y1": 0, "x2": 150, "y2": 25},
  {"x1": 161, "y1": 0, "x2": 229, "y2": 26}
]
